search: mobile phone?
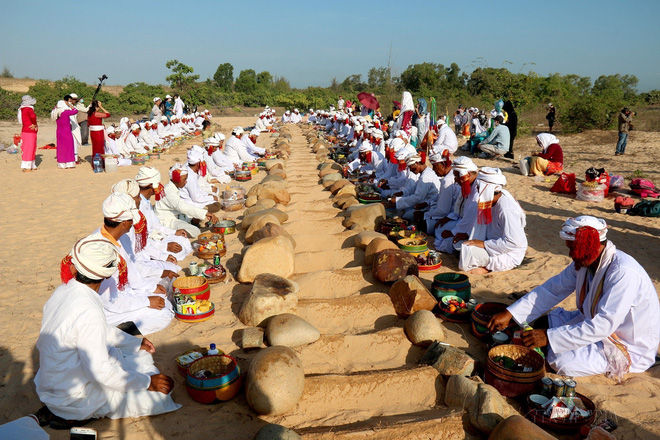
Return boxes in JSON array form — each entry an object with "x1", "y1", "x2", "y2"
[{"x1": 70, "y1": 427, "x2": 97, "y2": 439}]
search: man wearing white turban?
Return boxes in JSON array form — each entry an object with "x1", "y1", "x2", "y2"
[
  {"x1": 430, "y1": 117, "x2": 459, "y2": 155},
  {"x1": 425, "y1": 150, "x2": 460, "y2": 235},
  {"x1": 242, "y1": 129, "x2": 266, "y2": 157},
  {"x1": 435, "y1": 156, "x2": 479, "y2": 253},
  {"x1": 154, "y1": 164, "x2": 219, "y2": 238},
  {"x1": 91, "y1": 193, "x2": 176, "y2": 336},
  {"x1": 104, "y1": 126, "x2": 132, "y2": 166},
  {"x1": 35, "y1": 236, "x2": 180, "y2": 426},
  {"x1": 224, "y1": 127, "x2": 253, "y2": 165},
  {"x1": 180, "y1": 148, "x2": 221, "y2": 211},
  {"x1": 157, "y1": 116, "x2": 172, "y2": 139},
  {"x1": 458, "y1": 167, "x2": 527, "y2": 274},
  {"x1": 489, "y1": 215, "x2": 659, "y2": 380},
  {"x1": 125, "y1": 124, "x2": 149, "y2": 154},
  {"x1": 390, "y1": 154, "x2": 440, "y2": 220}
]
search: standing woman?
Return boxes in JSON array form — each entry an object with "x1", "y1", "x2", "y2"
[
  {"x1": 18, "y1": 95, "x2": 38, "y2": 172},
  {"x1": 503, "y1": 100, "x2": 517, "y2": 159},
  {"x1": 87, "y1": 100, "x2": 111, "y2": 159},
  {"x1": 55, "y1": 100, "x2": 78, "y2": 169}
]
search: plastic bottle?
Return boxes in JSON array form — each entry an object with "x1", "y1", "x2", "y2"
[
  {"x1": 207, "y1": 343, "x2": 219, "y2": 356},
  {"x1": 93, "y1": 153, "x2": 103, "y2": 173}
]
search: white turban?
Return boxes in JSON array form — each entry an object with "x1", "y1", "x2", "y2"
[
  {"x1": 111, "y1": 178, "x2": 140, "y2": 197},
  {"x1": 69, "y1": 235, "x2": 121, "y2": 281},
  {"x1": 452, "y1": 156, "x2": 478, "y2": 176},
  {"x1": 204, "y1": 137, "x2": 220, "y2": 146},
  {"x1": 390, "y1": 138, "x2": 406, "y2": 152},
  {"x1": 436, "y1": 117, "x2": 446, "y2": 125},
  {"x1": 160, "y1": 116, "x2": 168, "y2": 122},
  {"x1": 372, "y1": 129, "x2": 383, "y2": 139},
  {"x1": 232, "y1": 126, "x2": 244, "y2": 135},
  {"x1": 135, "y1": 166, "x2": 161, "y2": 187},
  {"x1": 106, "y1": 126, "x2": 116, "y2": 134},
  {"x1": 214, "y1": 133, "x2": 226, "y2": 141},
  {"x1": 102, "y1": 193, "x2": 140, "y2": 223},
  {"x1": 405, "y1": 154, "x2": 422, "y2": 166},
  {"x1": 475, "y1": 167, "x2": 507, "y2": 225},
  {"x1": 477, "y1": 167, "x2": 507, "y2": 188},
  {"x1": 187, "y1": 149, "x2": 204, "y2": 164},
  {"x1": 354, "y1": 125, "x2": 363, "y2": 133},
  {"x1": 250, "y1": 129, "x2": 260, "y2": 137},
  {"x1": 429, "y1": 151, "x2": 450, "y2": 164},
  {"x1": 359, "y1": 143, "x2": 373, "y2": 153},
  {"x1": 560, "y1": 216, "x2": 608, "y2": 241},
  {"x1": 169, "y1": 163, "x2": 188, "y2": 181},
  {"x1": 395, "y1": 148, "x2": 413, "y2": 161}
]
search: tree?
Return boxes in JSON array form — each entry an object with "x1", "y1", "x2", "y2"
[
  {"x1": 234, "y1": 69, "x2": 258, "y2": 94},
  {"x1": 399, "y1": 63, "x2": 444, "y2": 94},
  {"x1": 368, "y1": 67, "x2": 390, "y2": 91},
  {"x1": 257, "y1": 71, "x2": 272, "y2": 86},
  {"x1": 213, "y1": 62, "x2": 234, "y2": 91},
  {"x1": 165, "y1": 60, "x2": 200, "y2": 103},
  {"x1": 341, "y1": 74, "x2": 366, "y2": 92},
  {"x1": 1, "y1": 66, "x2": 13, "y2": 78}
]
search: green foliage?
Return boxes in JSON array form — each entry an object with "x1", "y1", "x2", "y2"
[
  {"x1": 213, "y1": 63, "x2": 234, "y2": 91},
  {"x1": 165, "y1": 60, "x2": 200, "y2": 104},
  {"x1": 1, "y1": 66, "x2": 14, "y2": 78},
  {"x1": 641, "y1": 90, "x2": 660, "y2": 105},
  {"x1": 234, "y1": 69, "x2": 258, "y2": 94},
  {"x1": 117, "y1": 82, "x2": 167, "y2": 114},
  {"x1": 0, "y1": 87, "x2": 20, "y2": 119}
]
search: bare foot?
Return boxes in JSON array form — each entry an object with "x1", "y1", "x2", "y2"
[{"x1": 467, "y1": 267, "x2": 490, "y2": 275}]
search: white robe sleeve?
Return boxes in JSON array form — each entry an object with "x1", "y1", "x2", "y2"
[
  {"x1": 451, "y1": 190, "x2": 479, "y2": 235},
  {"x1": 180, "y1": 173, "x2": 215, "y2": 206},
  {"x1": 168, "y1": 186, "x2": 208, "y2": 221}
]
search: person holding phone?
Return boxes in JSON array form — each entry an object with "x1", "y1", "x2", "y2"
[{"x1": 33, "y1": 236, "x2": 180, "y2": 430}]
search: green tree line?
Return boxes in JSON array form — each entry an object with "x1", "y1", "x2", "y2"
[{"x1": 1, "y1": 60, "x2": 658, "y2": 133}]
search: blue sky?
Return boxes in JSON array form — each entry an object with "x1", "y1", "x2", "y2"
[{"x1": 1, "y1": 0, "x2": 658, "y2": 91}]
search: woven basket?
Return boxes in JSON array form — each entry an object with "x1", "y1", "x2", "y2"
[
  {"x1": 173, "y1": 276, "x2": 210, "y2": 300},
  {"x1": 186, "y1": 355, "x2": 242, "y2": 403},
  {"x1": 471, "y1": 302, "x2": 510, "y2": 340},
  {"x1": 197, "y1": 232, "x2": 224, "y2": 246},
  {"x1": 175, "y1": 346, "x2": 210, "y2": 376},
  {"x1": 196, "y1": 247, "x2": 226, "y2": 259},
  {"x1": 486, "y1": 344, "x2": 545, "y2": 397},
  {"x1": 175, "y1": 302, "x2": 215, "y2": 323},
  {"x1": 526, "y1": 392, "x2": 596, "y2": 433}
]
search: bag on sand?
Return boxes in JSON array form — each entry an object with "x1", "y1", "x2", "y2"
[
  {"x1": 628, "y1": 200, "x2": 660, "y2": 217},
  {"x1": 629, "y1": 178, "x2": 660, "y2": 198},
  {"x1": 551, "y1": 173, "x2": 577, "y2": 194}
]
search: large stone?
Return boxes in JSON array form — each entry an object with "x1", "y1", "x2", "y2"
[
  {"x1": 389, "y1": 275, "x2": 438, "y2": 317},
  {"x1": 404, "y1": 310, "x2": 445, "y2": 347},
  {"x1": 246, "y1": 215, "x2": 281, "y2": 243},
  {"x1": 429, "y1": 346, "x2": 475, "y2": 377},
  {"x1": 329, "y1": 179, "x2": 351, "y2": 194},
  {"x1": 265, "y1": 313, "x2": 321, "y2": 347},
  {"x1": 245, "y1": 195, "x2": 258, "y2": 208},
  {"x1": 337, "y1": 196, "x2": 359, "y2": 210},
  {"x1": 319, "y1": 166, "x2": 343, "y2": 178},
  {"x1": 268, "y1": 169, "x2": 287, "y2": 180},
  {"x1": 320, "y1": 173, "x2": 343, "y2": 187},
  {"x1": 262, "y1": 174, "x2": 286, "y2": 185},
  {"x1": 242, "y1": 208, "x2": 289, "y2": 230},
  {"x1": 318, "y1": 162, "x2": 341, "y2": 172},
  {"x1": 238, "y1": 273, "x2": 299, "y2": 326},
  {"x1": 237, "y1": 236, "x2": 295, "y2": 283},
  {"x1": 488, "y1": 415, "x2": 557, "y2": 440},
  {"x1": 372, "y1": 249, "x2": 419, "y2": 283},
  {"x1": 265, "y1": 159, "x2": 286, "y2": 171},
  {"x1": 255, "y1": 424, "x2": 302, "y2": 440},
  {"x1": 252, "y1": 222, "x2": 297, "y2": 248},
  {"x1": 258, "y1": 188, "x2": 291, "y2": 206},
  {"x1": 354, "y1": 230, "x2": 388, "y2": 249},
  {"x1": 342, "y1": 203, "x2": 386, "y2": 231},
  {"x1": 364, "y1": 238, "x2": 399, "y2": 265},
  {"x1": 244, "y1": 199, "x2": 277, "y2": 216},
  {"x1": 242, "y1": 327, "x2": 266, "y2": 349},
  {"x1": 335, "y1": 184, "x2": 357, "y2": 198},
  {"x1": 444, "y1": 376, "x2": 518, "y2": 435},
  {"x1": 245, "y1": 346, "x2": 305, "y2": 415}
]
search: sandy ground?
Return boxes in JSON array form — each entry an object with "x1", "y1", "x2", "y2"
[{"x1": 0, "y1": 117, "x2": 658, "y2": 439}]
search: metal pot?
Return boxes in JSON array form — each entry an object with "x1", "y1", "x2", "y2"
[{"x1": 212, "y1": 220, "x2": 236, "y2": 235}]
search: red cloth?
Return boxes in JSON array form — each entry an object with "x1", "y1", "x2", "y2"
[
  {"x1": 539, "y1": 144, "x2": 563, "y2": 166},
  {"x1": 88, "y1": 112, "x2": 110, "y2": 158},
  {"x1": 20, "y1": 107, "x2": 37, "y2": 133}
]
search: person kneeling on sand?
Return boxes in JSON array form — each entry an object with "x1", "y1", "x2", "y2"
[
  {"x1": 489, "y1": 216, "x2": 660, "y2": 379},
  {"x1": 390, "y1": 154, "x2": 440, "y2": 221},
  {"x1": 528, "y1": 133, "x2": 563, "y2": 176},
  {"x1": 180, "y1": 149, "x2": 222, "y2": 212},
  {"x1": 478, "y1": 115, "x2": 510, "y2": 158},
  {"x1": 35, "y1": 236, "x2": 179, "y2": 430},
  {"x1": 154, "y1": 164, "x2": 219, "y2": 238},
  {"x1": 458, "y1": 167, "x2": 527, "y2": 274}
]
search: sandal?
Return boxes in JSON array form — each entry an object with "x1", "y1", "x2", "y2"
[
  {"x1": 31, "y1": 405, "x2": 55, "y2": 427},
  {"x1": 49, "y1": 416, "x2": 94, "y2": 430}
]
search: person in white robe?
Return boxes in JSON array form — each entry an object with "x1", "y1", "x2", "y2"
[
  {"x1": 380, "y1": 146, "x2": 419, "y2": 198},
  {"x1": 255, "y1": 113, "x2": 269, "y2": 132},
  {"x1": 424, "y1": 150, "x2": 458, "y2": 234},
  {"x1": 347, "y1": 142, "x2": 386, "y2": 178},
  {"x1": 489, "y1": 216, "x2": 660, "y2": 379},
  {"x1": 224, "y1": 127, "x2": 254, "y2": 165},
  {"x1": 148, "y1": 119, "x2": 165, "y2": 146},
  {"x1": 36, "y1": 237, "x2": 179, "y2": 425},
  {"x1": 242, "y1": 129, "x2": 266, "y2": 157},
  {"x1": 458, "y1": 167, "x2": 527, "y2": 273},
  {"x1": 210, "y1": 134, "x2": 236, "y2": 175},
  {"x1": 430, "y1": 118, "x2": 459, "y2": 155},
  {"x1": 104, "y1": 127, "x2": 132, "y2": 166},
  {"x1": 157, "y1": 116, "x2": 172, "y2": 139},
  {"x1": 203, "y1": 135, "x2": 232, "y2": 183},
  {"x1": 173, "y1": 94, "x2": 184, "y2": 118},
  {"x1": 391, "y1": 154, "x2": 440, "y2": 220},
  {"x1": 154, "y1": 164, "x2": 219, "y2": 238},
  {"x1": 290, "y1": 109, "x2": 302, "y2": 123},
  {"x1": 94, "y1": 193, "x2": 175, "y2": 335},
  {"x1": 125, "y1": 124, "x2": 148, "y2": 154},
  {"x1": 150, "y1": 97, "x2": 163, "y2": 120},
  {"x1": 434, "y1": 156, "x2": 479, "y2": 253},
  {"x1": 281, "y1": 110, "x2": 291, "y2": 124},
  {"x1": 180, "y1": 149, "x2": 220, "y2": 211},
  {"x1": 137, "y1": 122, "x2": 158, "y2": 149}
]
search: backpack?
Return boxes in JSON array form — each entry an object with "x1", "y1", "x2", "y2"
[
  {"x1": 628, "y1": 200, "x2": 660, "y2": 217},
  {"x1": 629, "y1": 178, "x2": 660, "y2": 198}
]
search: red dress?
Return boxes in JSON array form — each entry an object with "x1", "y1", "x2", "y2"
[{"x1": 88, "y1": 111, "x2": 111, "y2": 157}]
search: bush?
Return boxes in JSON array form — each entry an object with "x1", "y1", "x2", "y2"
[{"x1": 0, "y1": 87, "x2": 20, "y2": 119}]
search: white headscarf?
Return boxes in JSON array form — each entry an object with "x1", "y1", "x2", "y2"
[
  {"x1": 102, "y1": 193, "x2": 140, "y2": 223},
  {"x1": 135, "y1": 166, "x2": 161, "y2": 187},
  {"x1": 536, "y1": 133, "x2": 559, "y2": 153},
  {"x1": 452, "y1": 156, "x2": 478, "y2": 176},
  {"x1": 169, "y1": 163, "x2": 189, "y2": 182},
  {"x1": 17, "y1": 95, "x2": 36, "y2": 125},
  {"x1": 111, "y1": 178, "x2": 140, "y2": 198},
  {"x1": 400, "y1": 91, "x2": 414, "y2": 113},
  {"x1": 390, "y1": 138, "x2": 406, "y2": 152},
  {"x1": 359, "y1": 143, "x2": 373, "y2": 153},
  {"x1": 476, "y1": 167, "x2": 507, "y2": 224},
  {"x1": 560, "y1": 216, "x2": 608, "y2": 241},
  {"x1": 405, "y1": 154, "x2": 422, "y2": 166},
  {"x1": 232, "y1": 127, "x2": 244, "y2": 135},
  {"x1": 429, "y1": 151, "x2": 450, "y2": 164},
  {"x1": 69, "y1": 235, "x2": 121, "y2": 281}
]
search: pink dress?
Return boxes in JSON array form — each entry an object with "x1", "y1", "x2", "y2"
[
  {"x1": 20, "y1": 107, "x2": 38, "y2": 170},
  {"x1": 56, "y1": 109, "x2": 78, "y2": 167}
]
